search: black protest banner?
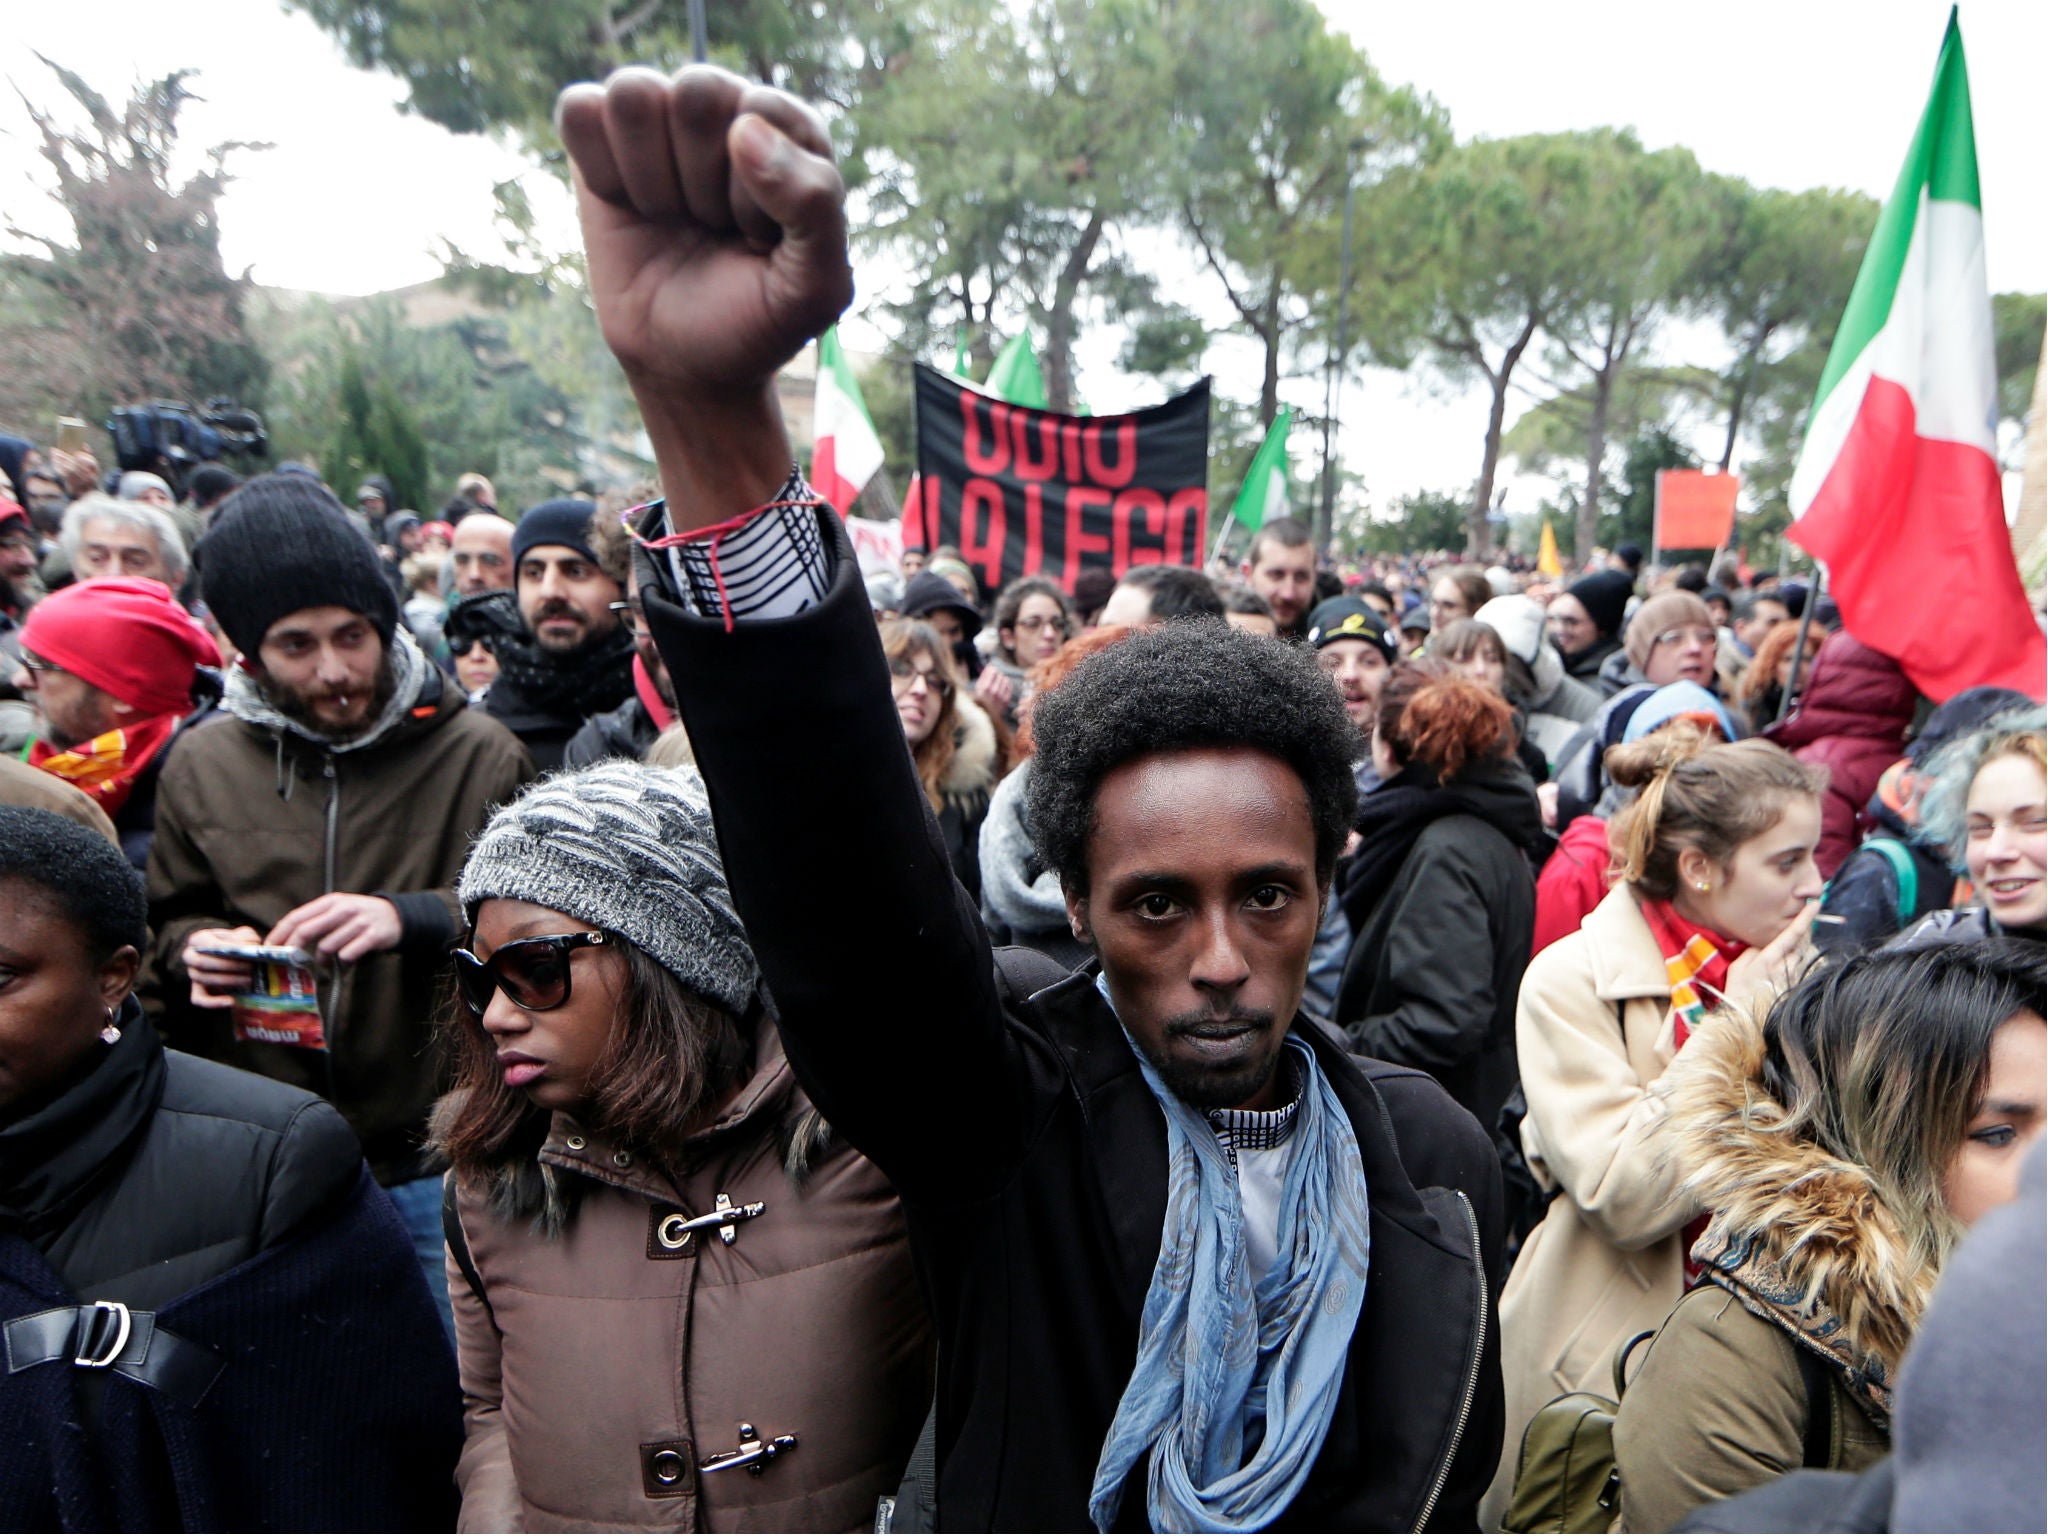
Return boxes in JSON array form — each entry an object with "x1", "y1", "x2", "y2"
[{"x1": 911, "y1": 365, "x2": 1210, "y2": 592}]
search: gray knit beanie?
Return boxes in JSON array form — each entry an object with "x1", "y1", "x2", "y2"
[{"x1": 458, "y1": 761, "x2": 757, "y2": 1017}]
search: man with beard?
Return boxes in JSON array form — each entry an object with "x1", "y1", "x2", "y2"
[
  {"x1": 483, "y1": 498, "x2": 634, "y2": 770},
  {"x1": 0, "y1": 499, "x2": 41, "y2": 753},
  {"x1": 140, "y1": 474, "x2": 532, "y2": 1315},
  {"x1": 562, "y1": 508, "x2": 675, "y2": 766},
  {"x1": 1240, "y1": 516, "x2": 1318, "y2": 640}
]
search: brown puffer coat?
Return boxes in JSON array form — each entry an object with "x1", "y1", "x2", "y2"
[
  {"x1": 142, "y1": 657, "x2": 534, "y2": 1183},
  {"x1": 447, "y1": 1023, "x2": 934, "y2": 1533},
  {"x1": 1610, "y1": 1005, "x2": 1921, "y2": 1531}
]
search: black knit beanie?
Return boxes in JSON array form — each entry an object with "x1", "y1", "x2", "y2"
[
  {"x1": 513, "y1": 498, "x2": 600, "y2": 569},
  {"x1": 1567, "y1": 570, "x2": 1635, "y2": 640},
  {"x1": 197, "y1": 474, "x2": 400, "y2": 658}
]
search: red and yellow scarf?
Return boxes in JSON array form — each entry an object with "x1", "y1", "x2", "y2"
[
  {"x1": 28, "y1": 713, "x2": 179, "y2": 817},
  {"x1": 1638, "y1": 898, "x2": 1748, "y2": 1049},
  {"x1": 1639, "y1": 897, "x2": 1748, "y2": 1280}
]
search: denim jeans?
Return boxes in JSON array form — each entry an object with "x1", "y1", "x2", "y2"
[{"x1": 384, "y1": 1174, "x2": 455, "y2": 1342}]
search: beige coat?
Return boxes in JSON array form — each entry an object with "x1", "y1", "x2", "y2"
[
  {"x1": 1483, "y1": 884, "x2": 1698, "y2": 1527},
  {"x1": 449, "y1": 1025, "x2": 934, "y2": 1533}
]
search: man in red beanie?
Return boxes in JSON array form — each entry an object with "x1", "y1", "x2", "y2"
[{"x1": 13, "y1": 577, "x2": 221, "y2": 868}]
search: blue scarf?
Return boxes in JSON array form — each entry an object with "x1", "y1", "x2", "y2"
[{"x1": 1090, "y1": 1031, "x2": 1371, "y2": 1532}]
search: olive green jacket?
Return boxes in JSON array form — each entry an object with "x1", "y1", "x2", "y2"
[
  {"x1": 1608, "y1": 1004, "x2": 1939, "y2": 1532},
  {"x1": 142, "y1": 662, "x2": 532, "y2": 1183},
  {"x1": 1613, "y1": 1282, "x2": 1889, "y2": 1531}
]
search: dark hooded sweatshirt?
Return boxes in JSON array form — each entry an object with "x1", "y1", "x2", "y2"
[{"x1": 1336, "y1": 760, "x2": 1546, "y2": 1135}]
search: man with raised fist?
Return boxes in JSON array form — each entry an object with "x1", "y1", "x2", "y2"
[{"x1": 554, "y1": 65, "x2": 1503, "y2": 1533}]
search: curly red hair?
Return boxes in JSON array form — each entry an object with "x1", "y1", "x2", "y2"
[{"x1": 1375, "y1": 658, "x2": 1515, "y2": 783}]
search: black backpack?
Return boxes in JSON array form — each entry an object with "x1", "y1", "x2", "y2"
[{"x1": 1495, "y1": 998, "x2": 1628, "y2": 1267}]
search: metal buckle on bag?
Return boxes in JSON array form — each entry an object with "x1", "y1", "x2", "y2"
[
  {"x1": 699, "y1": 1422, "x2": 798, "y2": 1476},
  {"x1": 72, "y1": 1301, "x2": 131, "y2": 1368}
]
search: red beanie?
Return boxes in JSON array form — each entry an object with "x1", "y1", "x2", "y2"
[{"x1": 20, "y1": 578, "x2": 221, "y2": 718}]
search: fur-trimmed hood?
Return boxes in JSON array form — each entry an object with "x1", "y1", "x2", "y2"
[
  {"x1": 434, "y1": 1017, "x2": 832, "y2": 1238},
  {"x1": 1669, "y1": 1006, "x2": 1938, "y2": 1404},
  {"x1": 942, "y1": 692, "x2": 1002, "y2": 802}
]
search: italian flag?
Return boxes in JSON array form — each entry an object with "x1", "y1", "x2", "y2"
[
  {"x1": 810, "y1": 326, "x2": 884, "y2": 515},
  {"x1": 1788, "y1": 12, "x2": 2044, "y2": 702},
  {"x1": 1230, "y1": 407, "x2": 1294, "y2": 533}
]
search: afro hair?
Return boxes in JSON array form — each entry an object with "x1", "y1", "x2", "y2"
[
  {"x1": 0, "y1": 805, "x2": 148, "y2": 958},
  {"x1": 1026, "y1": 621, "x2": 1361, "y2": 893}
]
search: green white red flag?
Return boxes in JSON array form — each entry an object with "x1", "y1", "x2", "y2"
[
  {"x1": 1787, "y1": 11, "x2": 2043, "y2": 702},
  {"x1": 810, "y1": 327, "x2": 884, "y2": 515}
]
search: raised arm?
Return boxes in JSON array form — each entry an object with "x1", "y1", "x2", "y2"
[{"x1": 558, "y1": 67, "x2": 1029, "y2": 1203}]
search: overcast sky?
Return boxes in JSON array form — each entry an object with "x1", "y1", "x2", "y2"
[{"x1": 5, "y1": 0, "x2": 2042, "y2": 511}]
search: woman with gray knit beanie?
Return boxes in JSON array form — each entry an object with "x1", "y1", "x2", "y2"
[{"x1": 434, "y1": 761, "x2": 933, "y2": 1532}]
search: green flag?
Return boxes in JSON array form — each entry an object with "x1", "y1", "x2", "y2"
[
  {"x1": 984, "y1": 332, "x2": 1049, "y2": 410},
  {"x1": 954, "y1": 325, "x2": 972, "y2": 378},
  {"x1": 1229, "y1": 408, "x2": 1293, "y2": 532}
]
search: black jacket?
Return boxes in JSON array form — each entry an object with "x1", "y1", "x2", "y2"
[
  {"x1": 562, "y1": 692, "x2": 661, "y2": 768},
  {"x1": 109, "y1": 697, "x2": 218, "y2": 873},
  {"x1": 644, "y1": 511, "x2": 1505, "y2": 1531},
  {"x1": 1815, "y1": 800, "x2": 1953, "y2": 956},
  {"x1": 1563, "y1": 634, "x2": 1624, "y2": 691},
  {"x1": 480, "y1": 670, "x2": 584, "y2": 772},
  {"x1": 0, "y1": 1003, "x2": 461, "y2": 1528},
  {"x1": 1336, "y1": 769, "x2": 1542, "y2": 1137}
]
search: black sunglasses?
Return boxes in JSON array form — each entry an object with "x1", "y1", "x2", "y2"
[{"x1": 453, "y1": 931, "x2": 606, "y2": 1016}]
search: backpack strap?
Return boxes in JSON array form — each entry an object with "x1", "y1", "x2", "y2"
[
  {"x1": 1793, "y1": 1342, "x2": 1837, "y2": 1470},
  {"x1": 1862, "y1": 837, "x2": 1920, "y2": 927},
  {"x1": 442, "y1": 1171, "x2": 497, "y2": 1332}
]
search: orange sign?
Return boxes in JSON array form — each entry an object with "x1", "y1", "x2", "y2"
[{"x1": 1655, "y1": 470, "x2": 1739, "y2": 550}]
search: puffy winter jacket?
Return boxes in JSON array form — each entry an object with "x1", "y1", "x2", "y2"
[
  {"x1": 562, "y1": 693, "x2": 661, "y2": 768},
  {"x1": 1, "y1": 1000, "x2": 460, "y2": 1528},
  {"x1": 448, "y1": 1023, "x2": 933, "y2": 1532},
  {"x1": 1764, "y1": 632, "x2": 1919, "y2": 878}
]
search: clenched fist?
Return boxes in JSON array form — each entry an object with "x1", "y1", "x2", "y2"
[{"x1": 559, "y1": 67, "x2": 853, "y2": 524}]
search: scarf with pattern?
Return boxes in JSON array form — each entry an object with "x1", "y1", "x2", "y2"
[
  {"x1": 28, "y1": 713, "x2": 179, "y2": 815},
  {"x1": 1089, "y1": 1033, "x2": 1370, "y2": 1533},
  {"x1": 1640, "y1": 896, "x2": 1747, "y2": 1277}
]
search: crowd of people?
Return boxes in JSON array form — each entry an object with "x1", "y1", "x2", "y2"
[{"x1": 2, "y1": 64, "x2": 2042, "y2": 1535}]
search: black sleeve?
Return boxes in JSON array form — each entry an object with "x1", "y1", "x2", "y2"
[
  {"x1": 640, "y1": 512, "x2": 1031, "y2": 1205},
  {"x1": 380, "y1": 889, "x2": 459, "y2": 952}
]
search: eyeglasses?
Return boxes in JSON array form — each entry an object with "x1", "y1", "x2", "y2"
[
  {"x1": 888, "y1": 656, "x2": 953, "y2": 695},
  {"x1": 1013, "y1": 614, "x2": 1069, "y2": 634},
  {"x1": 608, "y1": 599, "x2": 646, "y2": 636},
  {"x1": 449, "y1": 635, "x2": 495, "y2": 658},
  {"x1": 16, "y1": 650, "x2": 62, "y2": 677},
  {"x1": 453, "y1": 931, "x2": 606, "y2": 1016},
  {"x1": 1652, "y1": 626, "x2": 1718, "y2": 650}
]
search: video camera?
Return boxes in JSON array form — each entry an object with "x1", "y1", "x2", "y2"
[{"x1": 107, "y1": 398, "x2": 268, "y2": 493}]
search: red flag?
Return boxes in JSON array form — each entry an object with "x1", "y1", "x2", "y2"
[
  {"x1": 899, "y1": 474, "x2": 928, "y2": 551},
  {"x1": 1654, "y1": 471, "x2": 1739, "y2": 550}
]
